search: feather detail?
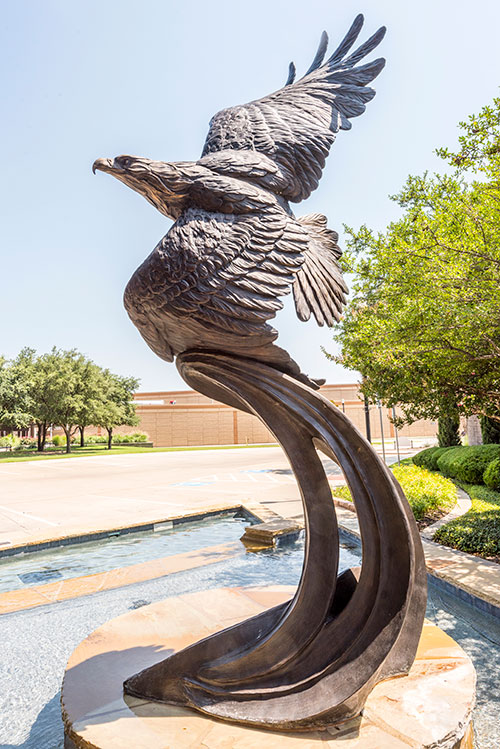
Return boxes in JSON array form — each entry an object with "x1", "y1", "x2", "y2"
[
  {"x1": 125, "y1": 205, "x2": 310, "y2": 351},
  {"x1": 202, "y1": 16, "x2": 385, "y2": 202},
  {"x1": 304, "y1": 31, "x2": 329, "y2": 76},
  {"x1": 285, "y1": 61, "x2": 296, "y2": 86},
  {"x1": 293, "y1": 213, "x2": 347, "y2": 326}
]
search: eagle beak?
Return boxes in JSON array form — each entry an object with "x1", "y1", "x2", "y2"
[{"x1": 92, "y1": 157, "x2": 113, "y2": 175}]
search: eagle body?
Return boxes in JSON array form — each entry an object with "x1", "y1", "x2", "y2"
[
  {"x1": 123, "y1": 190, "x2": 340, "y2": 385},
  {"x1": 94, "y1": 15, "x2": 386, "y2": 389}
]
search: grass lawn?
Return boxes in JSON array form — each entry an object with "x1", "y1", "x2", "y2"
[
  {"x1": 0, "y1": 442, "x2": 276, "y2": 463},
  {"x1": 433, "y1": 482, "x2": 500, "y2": 561}
]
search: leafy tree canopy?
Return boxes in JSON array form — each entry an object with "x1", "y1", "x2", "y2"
[
  {"x1": 0, "y1": 347, "x2": 140, "y2": 452},
  {"x1": 93, "y1": 371, "x2": 140, "y2": 448},
  {"x1": 329, "y1": 96, "x2": 500, "y2": 425},
  {"x1": 0, "y1": 350, "x2": 33, "y2": 429}
]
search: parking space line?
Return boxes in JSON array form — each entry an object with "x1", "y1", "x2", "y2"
[{"x1": 0, "y1": 505, "x2": 59, "y2": 526}]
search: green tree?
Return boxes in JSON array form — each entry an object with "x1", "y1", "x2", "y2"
[
  {"x1": 27, "y1": 348, "x2": 95, "y2": 453},
  {"x1": 0, "y1": 351, "x2": 33, "y2": 432},
  {"x1": 74, "y1": 362, "x2": 106, "y2": 447},
  {"x1": 5, "y1": 347, "x2": 52, "y2": 449},
  {"x1": 0, "y1": 348, "x2": 141, "y2": 453},
  {"x1": 13, "y1": 347, "x2": 56, "y2": 451},
  {"x1": 94, "y1": 371, "x2": 140, "y2": 449},
  {"x1": 329, "y1": 97, "x2": 500, "y2": 426},
  {"x1": 480, "y1": 415, "x2": 500, "y2": 444},
  {"x1": 437, "y1": 400, "x2": 461, "y2": 447}
]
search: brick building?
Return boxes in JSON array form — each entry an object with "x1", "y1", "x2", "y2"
[{"x1": 109, "y1": 383, "x2": 439, "y2": 448}]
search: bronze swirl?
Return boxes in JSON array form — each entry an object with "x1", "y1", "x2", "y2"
[{"x1": 124, "y1": 352, "x2": 427, "y2": 730}]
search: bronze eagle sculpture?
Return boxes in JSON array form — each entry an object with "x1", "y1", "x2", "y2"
[
  {"x1": 92, "y1": 16, "x2": 427, "y2": 731},
  {"x1": 93, "y1": 14, "x2": 385, "y2": 388}
]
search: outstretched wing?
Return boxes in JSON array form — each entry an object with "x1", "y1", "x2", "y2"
[
  {"x1": 124, "y1": 205, "x2": 310, "y2": 355},
  {"x1": 201, "y1": 14, "x2": 385, "y2": 202},
  {"x1": 293, "y1": 213, "x2": 347, "y2": 326}
]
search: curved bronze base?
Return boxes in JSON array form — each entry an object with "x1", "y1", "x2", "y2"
[{"x1": 124, "y1": 352, "x2": 427, "y2": 730}]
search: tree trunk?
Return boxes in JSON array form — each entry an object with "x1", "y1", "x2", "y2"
[
  {"x1": 106, "y1": 427, "x2": 113, "y2": 450},
  {"x1": 37, "y1": 422, "x2": 47, "y2": 452},
  {"x1": 79, "y1": 426, "x2": 85, "y2": 448},
  {"x1": 64, "y1": 427, "x2": 72, "y2": 454}
]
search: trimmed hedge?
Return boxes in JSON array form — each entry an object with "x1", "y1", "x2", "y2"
[
  {"x1": 332, "y1": 463, "x2": 456, "y2": 523},
  {"x1": 411, "y1": 446, "x2": 500, "y2": 558},
  {"x1": 412, "y1": 446, "x2": 439, "y2": 469},
  {"x1": 484, "y1": 458, "x2": 500, "y2": 490},
  {"x1": 85, "y1": 432, "x2": 149, "y2": 445},
  {"x1": 433, "y1": 483, "x2": 500, "y2": 558},
  {"x1": 412, "y1": 446, "x2": 454, "y2": 471},
  {"x1": 436, "y1": 445, "x2": 500, "y2": 484}
]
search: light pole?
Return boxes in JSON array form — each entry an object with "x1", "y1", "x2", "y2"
[
  {"x1": 364, "y1": 396, "x2": 371, "y2": 443},
  {"x1": 392, "y1": 406, "x2": 401, "y2": 465},
  {"x1": 377, "y1": 399, "x2": 386, "y2": 463}
]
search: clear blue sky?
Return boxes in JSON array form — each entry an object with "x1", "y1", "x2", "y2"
[{"x1": 1, "y1": 0, "x2": 498, "y2": 391}]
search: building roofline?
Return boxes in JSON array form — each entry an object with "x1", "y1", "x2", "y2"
[{"x1": 133, "y1": 383, "x2": 359, "y2": 399}]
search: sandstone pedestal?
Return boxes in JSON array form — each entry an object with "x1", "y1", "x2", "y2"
[{"x1": 62, "y1": 586, "x2": 475, "y2": 749}]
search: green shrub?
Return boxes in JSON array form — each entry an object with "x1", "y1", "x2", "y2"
[
  {"x1": 112, "y1": 433, "x2": 130, "y2": 443},
  {"x1": 413, "y1": 446, "x2": 453, "y2": 471},
  {"x1": 112, "y1": 432, "x2": 148, "y2": 444},
  {"x1": 428, "y1": 447, "x2": 455, "y2": 470},
  {"x1": 52, "y1": 434, "x2": 66, "y2": 447},
  {"x1": 0, "y1": 433, "x2": 21, "y2": 450},
  {"x1": 333, "y1": 463, "x2": 456, "y2": 522},
  {"x1": 412, "y1": 447, "x2": 440, "y2": 470},
  {"x1": 80, "y1": 432, "x2": 149, "y2": 446},
  {"x1": 391, "y1": 464, "x2": 456, "y2": 521},
  {"x1": 84, "y1": 435, "x2": 108, "y2": 444},
  {"x1": 435, "y1": 446, "x2": 463, "y2": 477},
  {"x1": 438, "y1": 411, "x2": 461, "y2": 447},
  {"x1": 480, "y1": 415, "x2": 500, "y2": 444},
  {"x1": 433, "y1": 483, "x2": 500, "y2": 557},
  {"x1": 436, "y1": 445, "x2": 500, "y2": 484},
  {"x1": 19, "y1": 437, "x2": 37, "y2": 448},
  {"x1": 484, "y1": 458, "x2": 500, "y2": 490},
  {"x1": 332, "y1": 485, "x2": 353, "y2": 503},
  {"x1": 131, "y1": 432, "x2": 148, "y2": 442}
]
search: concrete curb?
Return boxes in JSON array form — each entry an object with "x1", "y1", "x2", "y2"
[
  {"x1": 332, "y1": 482, "x2": 500, "y2": 619},
  {"x1": 421, "y1": 486, "x2": 472, "y2": 539},
  {"x1": 0, "y1": 504, "x2": 268, "y2": 560}
]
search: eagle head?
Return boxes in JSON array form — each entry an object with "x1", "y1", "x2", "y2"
[{"x1": 92, "y1": 155, "x2": 192, "y2": 220}]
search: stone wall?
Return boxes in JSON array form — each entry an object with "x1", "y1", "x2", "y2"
[{"x1": 466, "y1": 415, "x2": 483, "y2": 446}]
